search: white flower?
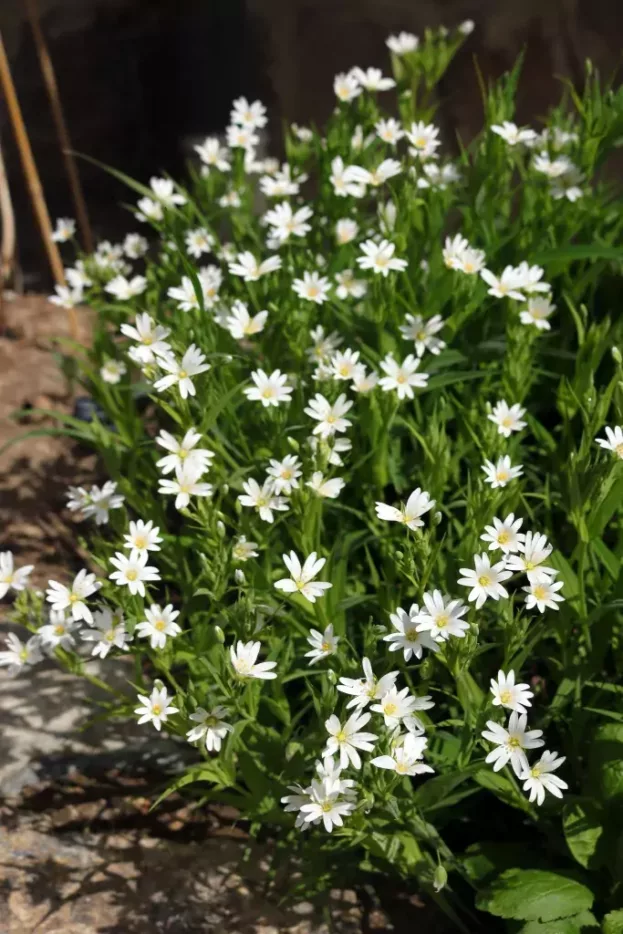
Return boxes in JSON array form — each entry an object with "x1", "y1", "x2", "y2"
[
  {"x1": 506, "y1": 532, "x2": 555, "y2": 582},
  {"x1": 520, "y1": 296, "x2": 556, "y2": 330},
  {"x1": 194, "y1": 137, "x2": 231, "y2": 172},
  {"x1": 305, "y1": 624, "x2": 339, "y2": 664},
  {"x1": 399, "y1": 314, "x2": 445, "y2": 357},
  {"x1": 260, "y1": 164, "x2": 302, "y2": 196},
  {"x1": 230, "y1": 640, "x2": 277, "y2": 680},
  {"x1": 158, "y1": 464, "x2": 213, "y2": 510},
  {"x1": 379, "y1": 354, "x2": 429, "y2": 399},
  {"x1": 523, "y1": 577, "x2": 565, "y2": 612},
  {"x1": 136, "y1": 603, "x2": 181, "y2": 649},
  {"x1": 149, "y1": 176, "x2": 186, "y2": 207},
  {"x1": 244, "y1": 368, "x2": 293, "y2": 407},
  {"x1": 386, "y1": 31, "x2": 419, "y2": 54},
  {"x1": 186, "y1": 706, "x2": 233, "y2": 751},
  {"x1": 357, "y1": 239, "x2": 407, "y2": 277},
  {"x1": 120, "y1": 312, "x2": 171, "y2": 364},
  {"x1": 105, "y1": 274, "x2": 147, "y2": 301},
  {"x1": 297, "y1": 777, "x2": 356, "y2": 831},
  {"x1": 375, "y1": 487, "x2": 435, "y2": 530},
  {"x1": 0, "y1": 551, "x2": 34, "y2": 599},
  {"x1": 46, "y1": 570, "x2": 99, "y2": 623},
  {"x1": 482, "y1": 712, "x2": 544, "y2": 777},
  {"x1": 334, "y1": 270, "x2": 367, "y2": 300},
  {"x1": 49, "y1": 284, "x2": 83, "y2": 309},
  {"x1": 225, "y1": 300, "x2": 268, "y2": 339},
  {"x1": 123, "y1": 519, "x2": 163, "y2": 557},
  {"x1": 226, "y1": 124, "x2": 259, "y2": 150},
  {"x1": 336, "y1": 218, "x2": 359, "y2": 244},
  {"x1": 238, "y1": 478, "x2": 288, "y2": 523},
  {"x1": 481, "y1": 514, "x2": 525, "y2": 554},
  {"x1": 458, "y1": 247, "x2": 486, "y2": 274},
  {"x1": 329, "y1": 156, "x2": 365, "y2": 197},
  {"x1": 232, "y1": 536, "x2": 259, "y2": 562},
  {"x1": 136, "y1": 197, "x2": 164, "y2": 223},
  {"x1": 275, "y1": 551, "x2": 332, "y2": 603},
  {"x1": 38, "y1": 611, "x2": 78, "y2": 649},
  {"x1": 372, "y1": 732, "x2": 434, "y2": 776},
  {"x1": 415, "y1": 161, "x2": 461, "y2": 190},
  {"x1": 185, "y1": 227, "x2": 214, "y2": 258},
  {"x1": 371, "y1": 685, "x2": 434, "y2": 731},
  {"x1": 481, "y1": 267, "x2": 525, "y2": 301},
  {"x1": 0, "y1": 632, "x2": 42, "y2": 675},
  {"x1": 231, "y1": 96, "x2": 267, "y2": 129},
  {"x1": 305, "y1": 393, "x2": 352, "y2": 438},
  {"x1": 491, "y1": 121, "x2": 537, "y2": 146},
  {"x1": 596, "y1": 425, "x2": 623, "y2": 459},
  {"x1": 83, "y1": 481, "x2": 125, "y2": 526},
  {"x1": 100, "y1": 359, "x2": 127, "y2": 384},
  {"x1": 457, "y1": 553, "x2": 512, "y2": 609},
  {"x1": 154, "y1": 344, "x2": 211, "y2": 399},
  {"x1": 156, "y1": 428, "x2": 214, "y2": 475},
  {"x1": 167, "y1": 276, "x2": 202, "y2": 312},
  {"x1": 334, "y1": 71, "x2": 362, "y2": 103},
  {"x1": 514, "y1": 262, "x2": 550, "y2": 294},
  {"x1": 264, "y1": 201, "x2": 313, "y2": 241},
  {"x1": 267, "y1": 455, "x2": 302, "y2": 494},
  {"x1": 405, "y1": 121, "x2": 441, "y2": 159},
  {"x1": 348, "y1": 159, "x2": 402, "y2": 187},
  {"x1": 443, "y1": 234, "x2": 469, "y2": 268},
  {"x1": 330, "y1": 348, "x2": 361, "y2": 381},
  {"x1": 533, "y1": 152, "x2": 575, "y2": 178},
  {"x1": 519, "y1": 750, "x2": 568, "y2": 805},
  {"x1": 490, "y1": 669, "x2": 534, "y2": 714},
  {"x1": 109, "y1": 551, "x2": 160, "y2": 597},
  {"x1": 228, "y1": 251, "x2": 282, "y2": 280},
  {"x1": 81, "y1": 607, "x2": 131, "y2": 659},
  {"x1": 219, "y1": 188, "x2": 242, "y2": 208},
  {"x1": 324, "y1": 711, "x2": 378, "y2": 769},
  {"x1": 488, "y1": 400, "x2": 527, "y2": 437},
  {"x1": 292, "y1": 271, "x2": 331, "y2": 304},
  {"x1": 459, "y1": 19, "x2": 475, "y2": 34},
  {"x1": 306, "y1": 471, "x2": 345, "y2": 499},
  {"x1": 352, "y1": 66, "x2": 395, "y2": 92},
  {"x1": 51, "y1": 217, "x2": 75, "y2": 242},
  {"x1": 352, "y1": 367, "x2": 379, "y2": 393},
  {"x1": 338, "y1": 657, "x2": 398, "y2": 710},
  {"x1": 551, "y1": 168, "x2": 584, "y2": 202},
  {"x1": 123, "y1": 232, "x2": 148, "y2": 258},
  {"x1": 66, "y1": 264, "x2": 92, "y2": 289},
  {"x1": 307, "y1": 326, "x2": 343, "y2": 363},
  {"x1": 135, "y1": 685, "x2": 179, "y2": 731},
  {"x1": 482, "y1": 455, "x2": 523, "y2": 488},
  {"x1": 383, "y1": 605, "x2": 440, "y2": 661},
  {"x1": 415, "y1": 591, "x2": 470, "y2": 641}
]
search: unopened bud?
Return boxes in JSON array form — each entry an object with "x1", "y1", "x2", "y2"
[
  {"x1": 326, "y1": 668, "x2": 337, "y2": 685},
  {"x1": 222, "y1": 483, "x2": 229, "y2": 495},
  {"x1": 213, "y1": 625, "x2": 225, "y2": 644},
  {"x1": 216, "y1": 520, "x2": 226, "y2": 537},
  {"x1": 612, "y1": 346, "x2": 622, "y2": 365},
  {"x1": 394, "y1": 550, "x2": 404, "y2": 562},
  {"x1": 433, "y1": 511, "x2": 443, "y2": 526},
  {"x1": 287, "y1": 436, "x2": 300, "y2": 452},
  {"x1": 433, "y1": 865, "x2": 448, "y2": 893},
  {"x1": 235, "y1": 569, "x2": 246, "y2": 584}
]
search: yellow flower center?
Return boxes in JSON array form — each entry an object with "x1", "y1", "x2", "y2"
[
  {"x1": 281, "y1": 469, "x2": 292, "y2": 479},
  {"x1": 336, "y1": 730, "x2": 347, "y2": 743},
  {"x1": 262, "y1": 387, "x2": 274, "y2": 398},
  {"x1": 126, "y1": 570, "x2": 138, "y2": 582},
  {"x1": 508, "y1": 736, "x2": 522, "y2": 749},
  {"x1": 478, "y1": 575, "x2": 491, "y2": 587},
  {"x1": 396, "y1": 373, "x2": 407, "y2": 384},
  {"x1": 178, "y1": 370, "x2": 188, "y2": 379},
  {"x1": 143, "y1": 336, "x2": 153, "y2": 345},
  {"x1": 525, "y1": 560, "x2": 536, "y2": 570},
  {"x1": 616, "y1": 443, "x2": 623, "y2": 459},
  {"x1": 502, "y1": 416, "x2": 513, "y2": 427},
  {"x1": 54, "y1": 624, "x2": 65, "y2": 635},
  {"x1": 463, "y1": 261, "x2": 474, "y2": 272},
  {"x1": 415, "y1": 137, "x2": 426, "y2": 147},
  {"x1": 321, "y1": 801, "x2": 334, "y2": 812},
  {"x1": 321, "y1": 641, "x2": 331, "y2": 652},
  {"x1": 530, "y1": 766, "x2": 542, "y2": 779},
  {"x1": 533, "y1": 585, "x2": 547, "y2": 600},
  {"x1": 384, "y1": 702, "x2": 398, "y2": 716},
  {"x1": 436, "y1": 614, "x2": 449, "y2": 628},
  {"x1": 498, "y1": 531, "x2": 510, "y2": 544},
  {"x1": 406, "y1": 630, "x2": 419, "y2": 642},
  {"x1": 500, "y1": 689, "x2": 512, "y2": 704},
  {"x1": 134, "y1": 536, "x2": 147, "y2": 549},
  {"x1": 395, "y1": 762, "x2": 408, "y2": 774},
  {"x1": 155, "y1": 620, "x2": 166, "y2": 631},
  {"x1": 307, "y1": 286, "x2": 319, "y2": 297},
  {"x1": 19, "y1": 648, "x2": 29, "y2": 661},
  {"x1": 326, "y1": 414, "x2": 336, "y2": 424},
  {"x1": 152, "y1": 704, "x2": 162, "y2": 716},
  {"x1": 106, "y1": 631, "x2": 116, "y2": 642},
  {"x1": 496, "y1": 470, "x2": 509, "y2": 482}
]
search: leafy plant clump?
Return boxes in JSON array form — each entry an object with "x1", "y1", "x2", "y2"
[{"x1": 3, "y1": 21, "x2": 623, "y2": 932}]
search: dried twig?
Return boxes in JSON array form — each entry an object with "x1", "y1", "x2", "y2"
[{"x1": 26, "y1": 0, "x2": 94, "y2": 254}]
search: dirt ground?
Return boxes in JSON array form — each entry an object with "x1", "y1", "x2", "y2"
[{"x1": 0, "y1": 295, "x2": 451, "y2": 934}]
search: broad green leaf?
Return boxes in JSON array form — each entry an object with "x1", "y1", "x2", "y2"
[
  {"x1": 603, "y1": 909, "x2": 623, "y2": 934},
  {"x1": 563, "y1": 800, "x2": 603, "y2": 868},
  {"x1": 413, "y1": 764, "x2": 481, "y2": 811},
  {"x1": 515, "y1": 910, "x2": 599, "y2": 933},
  {"x1": 588, "y1": 723, "x2": 623, "y2": 803},
  {"x1": 475, "y1": 869, "x2": 594, "y2": 922}
]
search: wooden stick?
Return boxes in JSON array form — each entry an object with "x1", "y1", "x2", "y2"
[
  {"x1": 26, "y1": 0, "x2": 94, "y2": 254},
  {"x1": 0, "y1": 141, "x2": 16, "y2": 330},
  {"x1": 0, "y1": 29, "x2": 79, "y2": 339}
]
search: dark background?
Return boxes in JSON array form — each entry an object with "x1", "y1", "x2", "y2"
[{"x1": 1, "y1": 0, "x2": 622, "y2": 285}]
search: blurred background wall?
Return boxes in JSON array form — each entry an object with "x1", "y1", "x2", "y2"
[{"x1": 0, "y1": 0, "x2": 622, "y2": 286}]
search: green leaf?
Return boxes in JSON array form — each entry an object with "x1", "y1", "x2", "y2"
[
  {"x1": 475, "y1": 869, "x2": 594, "y2": 922},
  {"x1": 563, "y1": 800, "x2": 603, "y2": 868},
  {"x1": 603, "y1": 909, "x2": 623, "y2": 934},
  {"x1": 515, "y1": 910, "x2": 599, "y2": 933},
  {"x1": 414, "y1": 764, "x2": 481, "y2": 811},
  {"x1": 588, "y1": 723, "x2": 623, "y2": 804}
]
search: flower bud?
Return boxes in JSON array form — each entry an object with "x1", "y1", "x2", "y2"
[
  {"x1": 326, "y1": 668, "x2": 337, "y2": 685},
  {"x1": 612, "y1": 346, "x2": 622, "y2": 365},
  {"x1": 433, "y1": 511, "x2": 443, "y2": 526},
  {"x1": 235, "y1": 569, "x2": 246, "y2": 584},
  {"x1": 222, "y1": 484, "x2": 229, "y2": 495},
  {"x1": 287, "y1": 436, "x2": 300, "y2": 452},
  {"x1": 433, "y1": 865, "x2": 448, "y2": 893},
  {"x1": 213, "y1": 625, "x2": 225, "y2": 644},
  {"x1": 216, "y1": 520, "x2": 226, "y2": 538}
]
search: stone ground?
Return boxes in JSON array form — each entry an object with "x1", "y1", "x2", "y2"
[{"x1": 0, "y1": 295, "x2": 449, "y2": 934}]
